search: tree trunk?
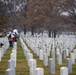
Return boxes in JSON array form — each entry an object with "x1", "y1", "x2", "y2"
[
  {"x1": 24, "y1": 25, "x2": 26, "y2": 35},
  {"x1": 53, "y1": 30, "x2": 57, "y2": 38},
  {"x1": 48, "y1": 29, "x2": 51, "y2": 37},
  {"x1": 31, "y1": 27, "x2": 34, "y2": 36}
]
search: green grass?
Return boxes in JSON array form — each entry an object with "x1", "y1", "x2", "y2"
[
  {"x1": 0, "y1": 40, "x2": 76, "y2": 75},
  {"x1": 24, "y1": 40, "x2": 76, "y2": 75},
  {"x1": 0, "y1": 47, "x2": 12, "y2": 75},
  {"x1": 16, "y1": 41, "x2": 29, "y2": 75}
]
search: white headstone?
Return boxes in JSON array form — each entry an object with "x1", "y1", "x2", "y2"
[
  {"x1": 10, "y1": 53, "x2": 16, "y2": 67},
  {"x1": 46, "y1": 47, "x2": 50, "y2": 56},
  {"x1": 67, "y1": 58, "x2": 72, "y2": 73},
  {"x1": 26, "y1": 50, "x2": 30, "y2": 60},
  {"x1": 49, "y1": 58, "x2": 55, "y2": 74},
  {"x1": 56, "y1": 48, "x2": 60, "y2": 54},
  {"x1": 30, "y1": 59, "x2": 36, "y2": 75},
  {"x1": 10, "y1": 53, "x2": 15, "y2": 60},
  {"x1": 74, "y1": 50, "x2": 76, "y2": 59},
  {"x1": 0, "y1": 49, "x2": 1, "y2": 61},
  {"x1": 60, "y1": 67, "x2": 68, "y2": 75},
  {"x1": 70, "y1": 53, "x2": 75, "y2": 64},
  {"x1": 27, "y1": 53, "x2": 33, "y2": 66},
  {"x1": 63, "y1": 50, "x2": 66, "y2": 59},
  {"x1": 1, "y1": 48, "x2": 3, "y2": 57},
  {"x1": 36, "y1": 48, "x2": 39, "y2": 56},
  {"x1": 57, "y1": 53, "x2": 62, "y2": 65},
  {"x1": 6, "y1": 69, "x2": 15, "y2": 75},
  {"x1": 35, "y1": 68, "x2": 44, "y2": 75},
  {"x1": 39, "y1": 50, "x2": 43, "y2": 60},
  {"x1": 43, "y1": 53, "x2": 48, "y2": 66},
  {"x1": 8, "y1": 60, "x2": 15, "y2": 70},
  {"x1": 66, "y1": 49, "x2": 69, "y2": 56}
]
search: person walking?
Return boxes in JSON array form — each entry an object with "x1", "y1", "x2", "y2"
[
  {"x1": 12, "y1": 33, "x2": 17, "y2": 44},
  {"x1": 8, "y1": 33, "x2": 13, "y2": 47}
]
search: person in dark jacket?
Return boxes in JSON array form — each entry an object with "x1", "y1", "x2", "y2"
[{"x1": 8, "y1": 34, "x2": 13, "y2": 47}]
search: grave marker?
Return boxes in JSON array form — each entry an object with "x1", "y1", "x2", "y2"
[
  {"x1": 49, "y1": 58, "x2": 55, "y2": 74},
  {"x1": 35, "y1": 68, "x2": 44, "y2": 75},
  {"x1": 60, "y1": 67, "x2": 68, "y2": 75},
  {"x1": 67, "y1": 58, "x2": 72, "y2": 73},
  {"x1": 30, "y1": 59, "x2": 36, "y2": 75}
]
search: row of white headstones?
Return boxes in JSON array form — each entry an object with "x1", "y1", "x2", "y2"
[
  {"x1": 6, "y1": 42, "x2": 17, "y2": 75},
  {"x1": 20, "y1": 33, "x2": 76, "y2": 75},
  {"x1": 0, "y1": 37, "x2": 9, "y2": 61},
  {"x1": 20, "y1": 37, "x2": 44, "y2": 75}
]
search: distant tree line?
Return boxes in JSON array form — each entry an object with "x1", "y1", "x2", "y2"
[
  {"x1": 23, "y1": 0, "x2": 76, "y2": 37},
  {"x1": 0, "y1": 0, "x2": 76, "y2": 37},
  {"x1": 0, "y1": 0, "x2": 28, "y2": 33}
]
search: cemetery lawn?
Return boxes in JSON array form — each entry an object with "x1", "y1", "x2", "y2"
[
  {"x1": 16, "y1": 40, "x2": 29, "y2": 75},
  {"x1": 25, "y1": 41, "x2": 76, "y2": 75},
  {"x1": 0, "y1": 47, "x2": 12, "y2": 75},
  {"x1": 0, "y1": 40, "x2": 76, "y2": 75}
]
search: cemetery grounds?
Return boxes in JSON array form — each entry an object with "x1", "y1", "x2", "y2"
[{"x1": 0, "y1": 33, "x2": 76, "y2": 75}]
